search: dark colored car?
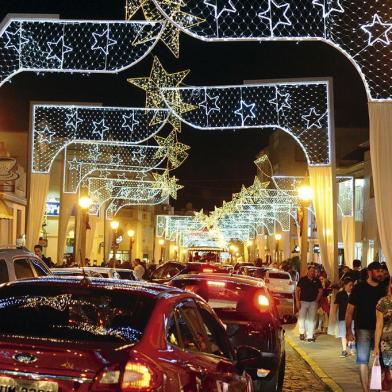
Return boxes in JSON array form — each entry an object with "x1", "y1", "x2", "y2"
[
  {"x1": 149, "y1": 261, "x2": 231, "y2": 284},
  {"x1": 0, "y1": 277, "x2": 257, "y2": 391},
  {"x1": 169, "y1": 273, "x2": 296, "y2": 392}
]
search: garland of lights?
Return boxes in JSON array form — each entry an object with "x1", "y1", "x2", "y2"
[
  {"x1": 160, "y1": 80, "x2": 331, "y2": 165},
  {"x1": 32, "y1": 104, "x2": 171, "y2": 173},
  {"x1": 0, "y1": 17, "x2": 163, "y2": 86},
  {"x1": 152, "y1": 0, "x2": 392, "y2": 100}
]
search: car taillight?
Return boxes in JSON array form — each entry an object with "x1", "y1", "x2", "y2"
[
  {"x1": 121, "y1": 361, "x2": 160, "y2": 391},
  {"x1": 207, "y1": 280, "x2": 226, "y2": 287},
  {"x1": 203, "y1": 268, "x2": 213, "y2": 273},
  {"x1": 257, "y1": 294, "x2": 270, "y2": 308},
  {"x1": 91, "y1": 365, "x2": 121, "y2": 391}
]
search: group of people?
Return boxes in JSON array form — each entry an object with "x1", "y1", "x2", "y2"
[{"x1": 296, "y1": 260, "x2": 392, "y2": 392}]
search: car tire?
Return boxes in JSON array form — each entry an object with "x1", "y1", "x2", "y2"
[{"x1": 253, "y1": 353, "x2": 285, "y2": 392}]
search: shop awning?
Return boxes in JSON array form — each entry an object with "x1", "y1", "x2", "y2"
[{"x1": 0, "y1": 200, "x2": 12, "y2": 219}]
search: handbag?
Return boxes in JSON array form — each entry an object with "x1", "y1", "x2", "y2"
[{"x1": 370, "y1": 356, "x2": 382, "y2": 390}]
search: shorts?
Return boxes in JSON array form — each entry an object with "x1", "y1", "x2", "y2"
[
  {"x1": 355, "y1": 329, "x2": 374, "y2": 365},
  {"x1": 337, "y1": 320, "x2": 354, "y2": 338}
]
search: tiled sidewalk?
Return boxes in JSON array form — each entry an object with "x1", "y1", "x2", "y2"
[{"x1": 285, "y1": 325, "x2": 363, "y2": 392}]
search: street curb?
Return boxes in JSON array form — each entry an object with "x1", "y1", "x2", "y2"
[{"x1": 285, "y1": 336, "x2": 344, "y2": 392}]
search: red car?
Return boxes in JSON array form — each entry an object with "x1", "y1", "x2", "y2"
[{"x1": 0, "y1": 277, "x2": 257, "y2": 391}]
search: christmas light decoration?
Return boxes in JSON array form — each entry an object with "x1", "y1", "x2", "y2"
[
  {"x1": 32, "y1": 104, "x2": 170, "y2": 173},
  {"x1": 0, "y1": 16, "x2": 163, "y2": 86},
  {"x1": 161, "y1": 81, "x2": 331, "y2": 165},
  {"x1": 152, "y1": 0, "x2": 392, "y2": 100}
]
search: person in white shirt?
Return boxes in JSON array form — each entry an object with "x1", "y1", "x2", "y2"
[{"x1": 132, "y1": 258, "x2": 145, "y2": 280}]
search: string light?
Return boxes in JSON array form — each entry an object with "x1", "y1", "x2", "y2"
[
  {"x1": 152, "y1": 0, "x2": 392, "y2": 100},
  {"x1": 0, "y1": 17, "x2": 163, "y2": 86}
]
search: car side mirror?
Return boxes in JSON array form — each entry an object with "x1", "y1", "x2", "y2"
[
  {"x1": 280, "y1": 314, "x2": 297, "y2": 324},
  {"x1": 235, "y1": 345, "x2": 262, "y2": 372}
]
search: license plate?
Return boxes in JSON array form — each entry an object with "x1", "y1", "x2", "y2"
[{"x1": 0, "y1": 376, "x2": 58, "y2": 392}]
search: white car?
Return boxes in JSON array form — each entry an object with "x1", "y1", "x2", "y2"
[
  {"x1": 52, "y1": 267, "x2": 135, "y2": 280},
  {"x1": 264, "y1": 269, "x2": 296, "y2": 299},
  {"x1": 0, "y1": 247, "x2": 51, "y2": 283}
]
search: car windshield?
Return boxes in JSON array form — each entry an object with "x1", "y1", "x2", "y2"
[
  {"x1": 268, "y1": 272, "x2": 290, "y2": 279},
  {"x1": 115, "y1": 271, "x2": 134, "y2": 280},
  {"x1": 0, "y1": 285, "x2": 156, "y2": 344}
]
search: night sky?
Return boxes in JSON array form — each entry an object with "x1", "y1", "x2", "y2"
[{"x1": 0, "y1": 0, "x2": 369, "y2": 211}]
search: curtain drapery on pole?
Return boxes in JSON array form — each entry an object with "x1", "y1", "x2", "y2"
[
  {"x1": 369, "y1": 102, "x2": 392, "y2": 271},
  {"x1": 26, "y1": 173, "x2": 50, "y2": 251},
  {"x1": 309, "y1": 166, "x2": 338, "y2": 282},
  {"x1": 342, "y1": 216, "x2": 355, "y2": 268},
  {"x1": 57, "y1": 192, "x2": 77, "y2": 264}
]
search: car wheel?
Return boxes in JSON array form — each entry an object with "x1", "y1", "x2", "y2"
[{"x1": 253, "y1": 354, "x2": 285, "y2": 392}]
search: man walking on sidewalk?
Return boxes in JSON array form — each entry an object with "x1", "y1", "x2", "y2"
[
  {"x1": 296, "y1": 265, "x2": 323, "y2": 342},
  {"x1": 346, "y1": 261, "x2": 386, "y2": 392}
]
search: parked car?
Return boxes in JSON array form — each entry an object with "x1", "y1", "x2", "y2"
[
  {"x1": 149, "y1": 261, "x2": 231, "y2": 284},
  {"x1": 0, "y1": 247, "x2": 51, "y2": 283},
  {"x1": 169, "y1": 273, "x2": 296, "y2": 392},
  {"x1": 0, "y1": 277, "x2": 258, "y2": 391},
  {"x1": 52, "y1": 267, "x2": 135, "y2": 280},
  {"x1": 237, "y1": 265, "x2": 269, "y2": 278}
]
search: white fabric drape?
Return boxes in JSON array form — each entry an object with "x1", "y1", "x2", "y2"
[
  {"x1": 57, "y1": 192, "x2": 77, "y2": 264},
  {"x1": 309, "y1": 166, "x2": 338, "y2": 282},
  {"x1": 86, "y1": 215, "x2": 98, "y2": 260},
  {"x1": 26, "y1": 173, "x2": 50, "y2": 251},
  {"x1": 342, "y1": 216, "x2": 355, "y2": 268},
  {"x1": 369, "y1": 102, "x2": 392, "y2": 271}
]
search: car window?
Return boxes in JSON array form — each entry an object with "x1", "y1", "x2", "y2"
[
  {"x1": 0, "y1": 260, "x2": 9, "y2": 283},
  {"x1": 14, "y1": 259, "x2": 35, "y2": 279},
  {"x1": 166, "y1": 266, "x2": 182, "y2": 278},
  {"x1": 151, "y1": 265, "x2": 168, "y2": 279},
  {"x1": 117, "y1": 271, "x2": 134, "y2": 280},
  {"x1": 166, "y1": 312, "x2": 181, "y2": 347},
  {"x1": 30, "y1": 258, "x2": 49, "y2": 277},
  {"x1": 268, "y1": 272, "x2": 290, "y2": 279}
]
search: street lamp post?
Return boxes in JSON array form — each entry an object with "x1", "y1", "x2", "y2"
[
  {"x1": 298, "y1": 185, "x2": 313, "y2": 277},
  {"x1": 127, "y1": 229, "x2": 135, "y2": 262},
  {"x1": 78, "y1": 196, "x2": 92, "y2": 267},
  {"x1": 173, "y1": 245, "x2": 179, "y2": 261},
  {"x1": 158, "y1": 239, "x2": 165, "y2": 262},
  {"x1": 274, "y1": 233, "x2": 282, "y2": 263},
  {"x1": 246, "y1": 240, "x2": 253, "y2": 262},
  {"x1": 110, "y1": 220, "x2": 120, "y2": 261}
]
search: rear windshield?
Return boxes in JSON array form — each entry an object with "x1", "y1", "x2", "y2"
[
  {"x1": 0, "y1": 285, "x2": 155, "y2": 344},
  {"x1": 171, "y1": 278, "x2": 266, "y2": 310},
  {"x1": 268, "y1": 272, "x2": 290, "y2": 279},
  {"x1": 116, "y1": 271, "x2": 134, "y2": 280}
]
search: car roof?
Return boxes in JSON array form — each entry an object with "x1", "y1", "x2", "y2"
[
  {"x1": 172, "y1": 273, "x2": 266, "y2": 288},
  {"x1": 267, "y1": 269, "x2": 290, "y2": 274},
  {"x1": 0, "y1": 248, "x2": 36, "y2": 258},
  {"x1": 0, "y1": 276, "x2": 184, "y2": 299}
]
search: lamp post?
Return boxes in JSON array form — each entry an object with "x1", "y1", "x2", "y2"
[
  {"x1": 274, "y1": 233, "x2": 282, "y2": 263},
  {"x1": 298, "y1": 185, "x2": 313, "y2": 276},
  {"x1": 78, "y1": 196, "x2": 92, "y2": 267},
  {"x1": 158, "y1": 239, "x2": 165, "y2": 262},
  {"x1": 127, "y1": 229, "x2": 135, "y2": 262},
  {"x1": 173, "y1": 245, "x2": 179, "y2": 261},
  {"x1": 246, "y1": 240, "x2": 253, "y2": 262},
  {"x1": 110, "y1": 220, "x2": 120, "y2": 261}
]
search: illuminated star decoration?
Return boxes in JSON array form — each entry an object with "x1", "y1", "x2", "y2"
[
  {"x1": 127, "y1": 56, "x2": 192, "y2": 125},
  {"x1": 36, "y1": 126, "x2": 56, "y2": 144},
  {"x1": 92, "y1": 119, "x2": 109, "y2": 140},
  {"x1": 91, "y1": 29, "x2": 117, "y2": 55},
  {"x1": 87, "y1": 145, "x2": 102, "y2": 163},
  {"x1": 200, "y1": 93, "x2": 220, "y2": 115},
  {"x1": 136, "y1": 171, "x2": 148, "y2": 180},
  {"x1": 301, "y1": 108, "x2": 325, "y2": 129},
  {"x1": 269, "y1": 90, "x2": 291, "y2": 113},
  {"x1": 312, "y1": 0, "x2": 344, "y2": 18},
  {"x1": 122, "y1": 112, "x2": 140, "y2": 133},
  {"x1": 258, "y1": 0, "x2": 292, "y2": 34},
  {"x1": 204, "y1": 0, "x2": 237, "y2": 19},
  {"x1": 65, "y1": 110, "x2": 83, "y2": 131},
  {"x1": 153, "y1": 171, "x2": 183, "y2": 199},
  {"x1": 68, "y1": 157, "x2": 80, "y2": 171},
  {"x1": 154, "y1": 129, "x2": 190, "y2": 169},
  {"x1": 4, "y1": 28, "x2": 29, "y2": 53},
  {"x1": 46, "y1": 36, "x2": 73, "y2": 63},
  {"x1": 234, "y1": 100, "x2": 256, "y2": 126},
  {"x1": 131, "y1": 147, "x2": 147, "y2": 164},
  {"x1": 361, "y1": 14, "x2": 392, "y2": 46}
]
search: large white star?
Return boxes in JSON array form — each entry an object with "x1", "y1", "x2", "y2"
[
  {"x1": 234, "y1": 100, "x2": 256, "y2": 126},
  {"x1": 200, "y1": 93, "x2": 221, "y2": 116},
  {"x1": 67, "y1": 157, "x2": 80, "y2": 171},
  {"x1": 269, "y1": 90, "x2": 291, "y2": 113},
  {"x1": 258, "y1": 0, "x2": 292, "y2": 34},
  {"x1": 4, "y1": 29, "x2": 29, "y2": 54},
  {"x1": 312, "y1": 0, "x2": 344, "y2": 18},
  {"x1": 92, "y1": 119, "x2": 109, "y2": 140},
  {"x1": 122, "y1": 112, "x2": 140, "y2": 132},
  {"x1": 36, "y1": 126, "x2": 56, "y2": 144},
  {"x1": 361, "y1": 14, "x2": 392, "y2": 46},
  {"x1": 301, "y1": 108, "x2": 325, "y2": 129},
  {"x1": 65, "y1": 110, "x2": 83, "y2": 131},
  {"x1": 91, "y1": 29, "x2": 117, "y2": 56},
  {"x1": 131, "y1": 148, "x2": 147, "y2": 164},
  {"x1": 46, "y1": 36, "x2": 73, "y2": 63},
  {"x1": 204, "y1": 0, "x2": 237, "y2": 19}
]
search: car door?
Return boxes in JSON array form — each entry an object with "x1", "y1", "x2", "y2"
[{"x1": 12, "y1": 258, "x2": 36, "y2": 281}]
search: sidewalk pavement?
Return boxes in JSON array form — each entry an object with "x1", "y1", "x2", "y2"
[{"x1": 285, "y1": 325, "x2": 363, "y2": 392}]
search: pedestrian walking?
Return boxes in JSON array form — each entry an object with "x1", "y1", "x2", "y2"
[
  {"x1": 316, "y1": 275, "x2": 332, "y2": 334},
  {"x1": 132, "y1": 258, "x2": 146, "y2": 280},
  {"x1": 346, "y1": 261, "x2": 386, "y2": 392},
  {"x1": 296, "y1": 265, "x2": 323, "y2": 342},
  {"x1": 330, "y1": 277, "x2": 354, "y2": 357},
  {"x1": 374, "y1": 276, "x2": 392, "y2": 390}
]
